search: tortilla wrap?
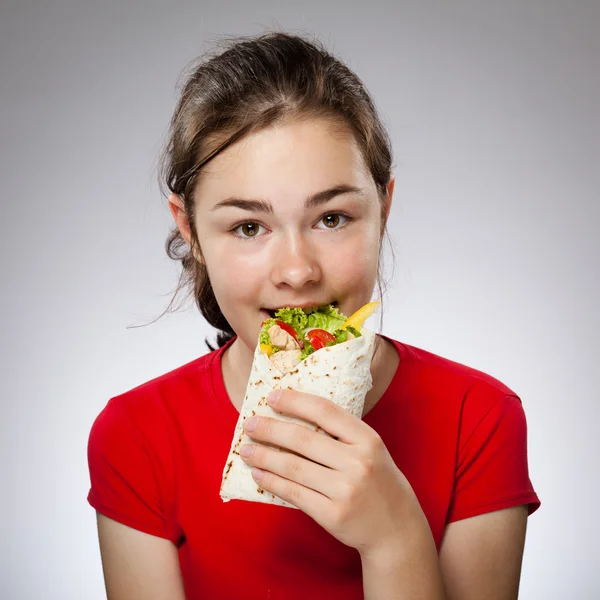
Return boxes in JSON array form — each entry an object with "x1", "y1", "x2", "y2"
[{"x1": 219, "y1": 328, "x2": 376, "y2": 508}]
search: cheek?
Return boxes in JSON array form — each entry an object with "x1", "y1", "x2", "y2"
[
  {"x1": 326, "y1": 225, "x2": 381, "y2": 288},
  {"x1": 202, "y1": 242, "x2": 264, "y2": 302}
]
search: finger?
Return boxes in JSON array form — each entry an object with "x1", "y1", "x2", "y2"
[
  {"x1": 243, "y1": 415, "x2": 352, "y2": 471},
  {"x1": 248, "y1": 463, "x2": 331, "y2": 515},
  {"x1": 240, "y1": 443, "x2": 342, "y2": 499},
  {"x1": 266, "y1": 389, "x2": 368, "y2": 444}
]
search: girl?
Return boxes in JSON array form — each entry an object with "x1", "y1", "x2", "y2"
[{"x1": 87, "y1": 31, "x2": 540, "y2": 599}]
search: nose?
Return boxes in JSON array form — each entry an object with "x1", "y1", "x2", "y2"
[{"x1": 270, "y1": 233, "x2": 322, "y2": 289}]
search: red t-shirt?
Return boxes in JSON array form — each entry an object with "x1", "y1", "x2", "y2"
[{"x1": 87, "y1": 336, "x2": 540, "y2": 599}]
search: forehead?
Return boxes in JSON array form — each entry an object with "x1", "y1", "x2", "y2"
[{"x1": 194, "y1": 118, "x2": 373, "y2": 206}]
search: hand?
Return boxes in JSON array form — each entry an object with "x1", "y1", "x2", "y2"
[{"x1": 240, "y1": 388, "x2": 418, "y2": 556}]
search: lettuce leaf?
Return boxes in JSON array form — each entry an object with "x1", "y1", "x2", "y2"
[
  {"x1": 306, "y1": 304, "x2": 346, "y2": 333},
  {"x1": 346, "y1": 325, "x2": 362, "y2": 338},
  {"x1": 299, "y1": 339, "x2": 316, "y2": 361},
  {"x1": 260, "y1": 304, "x2": 356, "y2": 359},
  {"x1": 333, "y1": 329, "x2": 348, "y2": 343},
  {"x1": 273, "y1": 307, "x2": 308, "y2": 333},
  {"x1": 332, "y1": 326, "x2": 362, "y2": 345},
  {"x1": 259, "y1": 318, "x2": 277, "y2": 345},
  {"x1": 259, "y1": 318, "x2": 281, "y2": 353}
]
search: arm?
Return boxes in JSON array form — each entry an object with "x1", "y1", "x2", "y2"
[
  {"x1": 88, "y1": 397, "x2": 186, "y2": 598},
  {"x1": 96, "y1": 513, "x2": 186, "y2": 600},
  {"x1": 360, "y1": 505, "x2": 528, "y2": 600},
  {"x1": 439, "y1": 506, "x2": 528, "y2": 599},
  {"x1": 360, "y1": 492, "x2": 446, "y2": 600}
]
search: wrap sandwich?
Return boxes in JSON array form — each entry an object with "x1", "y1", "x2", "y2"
[{"x1": 219, "y1": 302, "x2": 380, "y2": 509}]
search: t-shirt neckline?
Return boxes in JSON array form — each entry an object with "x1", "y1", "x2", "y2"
[{"x1": 208, "y1": 335, "x2": 404, "y2": 429}]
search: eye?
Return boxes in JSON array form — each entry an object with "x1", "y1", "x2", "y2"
[
  {"x1": 231, "y1": 222, "x2": 267, "y2": 239},
  {"x1": 316, "y1": 213, "x2": 351, "y2": 230}
]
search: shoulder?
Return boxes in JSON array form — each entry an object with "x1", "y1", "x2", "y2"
[
  {"x1": 390, "y1": 337, "x2": 515, "y2": 393},
  {"x1": 90, "y1": 346, "x2": 222, "y2": 439},
  {"x1": 383, "y1": 336, "x2": 522, "y2": 424}
]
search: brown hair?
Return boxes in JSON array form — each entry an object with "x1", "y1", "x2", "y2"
[{"x1": 158, "y1": 31, "x2": 395, "y2": 350}]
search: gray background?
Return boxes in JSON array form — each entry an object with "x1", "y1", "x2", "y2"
[{"x1": 1, "y1": 1, "x2": 598, "y2": 598}]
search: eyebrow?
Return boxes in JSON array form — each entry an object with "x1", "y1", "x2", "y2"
[{"x1": 210, "y1": 184, "x2": 364, "y2": 214}]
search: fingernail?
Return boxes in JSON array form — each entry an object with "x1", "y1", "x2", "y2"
[
  {"x1": 240, "y1": 444, "x2": 254, "y2": 458},
  {"x1": 244, "y1": 417, "x2": 258, "y2": 432},
  {"x1": 267, "y1": 390, "x2": 282, "y2": 404},
  {"x1": 252, "y1": 468, "x2": 264, "y2": 480}
]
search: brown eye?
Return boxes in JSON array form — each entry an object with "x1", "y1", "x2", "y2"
[
  {"x1": 232, "y1": 221, "x2": 266, "y2": 239},
  {"x1": 322, "y1": 214, "x2": 340, "y2": 228},
  {"x1": 240, "y1": 223, "x2": 259, "y2": 237}
]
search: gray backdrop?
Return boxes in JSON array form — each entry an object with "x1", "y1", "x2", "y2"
[{"x1": 1, "y1": 1, "x2": 598, "y2": 598}]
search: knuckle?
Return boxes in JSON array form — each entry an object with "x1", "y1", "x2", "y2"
[
  {"x1": 285, "y1": 454, "x2": 303, "y2": 478},
  {"x1": 329, "y1": 504, "x2": 349, "y2": 528},
  {"x1": 258, "y1": 418, "x2": 275, "y2": 441},
  {"x1": 287, "y1": 482, "x2": 303, "y2": 505},
  {"x1": 354, "y1": 455, "x2": 374, "y2": 479},
  {"x1": 322, "y1": 398, "x2": 338, "y2": 418},
  {"x1": 337, "y1": 480, "x2": 356, "y2": 502},
  {"x1": 367, "y1": 430, "x2": 383, "y2": 450},
  {"x1": 361, "y1": 431, "x2": 383, "y2": 457},
  {"x1": 296, "y1": 426, "x2": 313, "y2": 447}
]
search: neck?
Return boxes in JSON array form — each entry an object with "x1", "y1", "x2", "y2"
[{"x1": 221, "y1": 337, "x2": 255, "y2": 411}]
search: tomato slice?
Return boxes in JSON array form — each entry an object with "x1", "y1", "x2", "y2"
[
  {"x1": 306, "y1": 328, "x2": 336, "y2": 351},
  {"x1": 275, "y1": 320, "x2": 303, "y2": 349}
]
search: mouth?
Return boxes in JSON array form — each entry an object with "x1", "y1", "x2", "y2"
[{"x1": 261, "y1": 301, "x2": 338, "y2": 319}]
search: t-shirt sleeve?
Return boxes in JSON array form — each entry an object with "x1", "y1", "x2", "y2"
[
  {"x1": 87, "y1": 396, "x2": 173, "y2": 541},
  {"x1": 447, "y1": 392, "x2": 541, "y2": 523}
]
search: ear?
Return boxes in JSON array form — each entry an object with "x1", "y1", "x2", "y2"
[
  {"x1": 384, "y1": 176, "x2": 395, "y2": 221},
  {"x1": 168, "y1": 193, "x2": 204, "y2": 263},
  {"x1": 168, "y1": 193, "x2": 192, "y2": 244},
  {"x1": 378, "y1": 176, "x2": 395, "y2": 238}
]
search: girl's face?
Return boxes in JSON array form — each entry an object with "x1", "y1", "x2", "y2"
[{"x1": 184, "y1": 118, "x2": 391, "y2": 352}]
